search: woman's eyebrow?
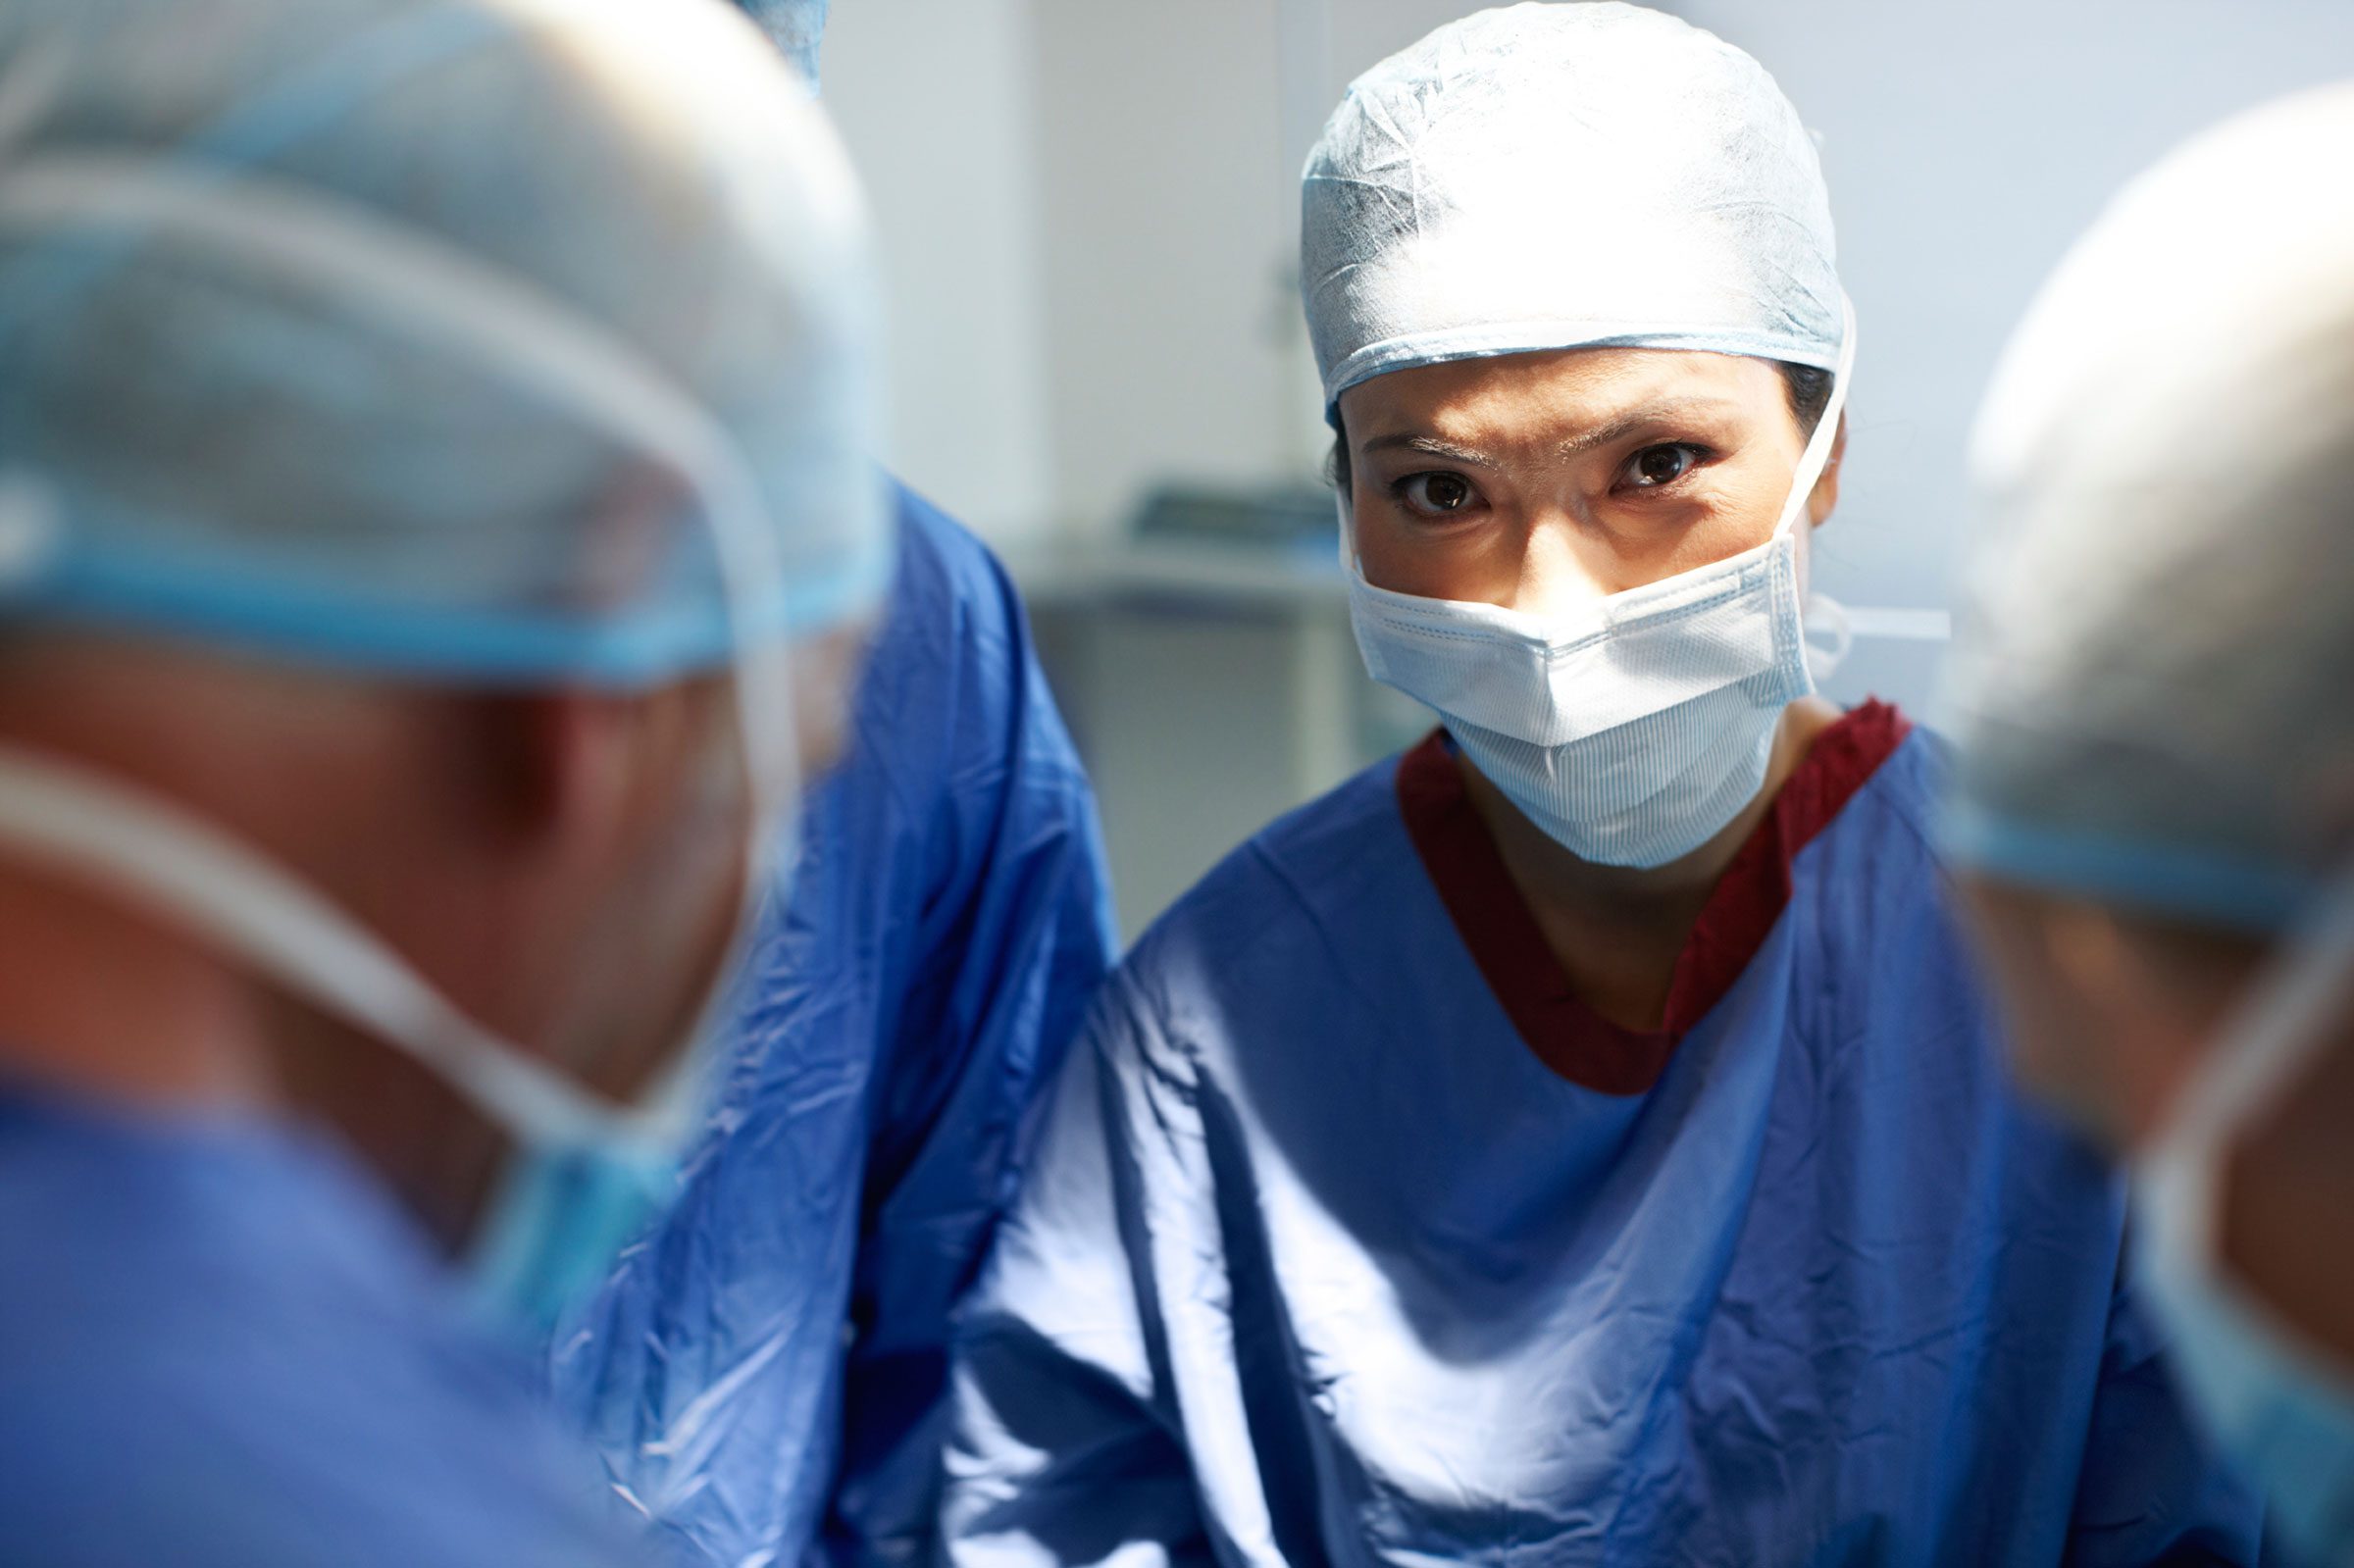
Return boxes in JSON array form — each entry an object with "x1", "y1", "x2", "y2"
[
  {"x1": 1361, "y1": 396, "x2": 1745, "y2": 468},
  {"x1": 1357, "y1": 432, "x2": 1501, "y2": 468},
  {"x1": 1556, "y1": 396, "x2": 1743, "y2": 459}
]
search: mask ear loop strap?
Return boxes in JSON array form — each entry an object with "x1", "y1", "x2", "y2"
[
  {"x1": 2151, "y1": 852, "x2": 2354, "y2": 1262},
  {"x1": 1803, "y1": 591, "x2": 1853, "y2": 683},
  {"x1": 0, "y1": 747, "x2": 644, "y2": 1148},
  {"x1": 1772, "y1": 292, "x2": 1858, "y2": 544}
]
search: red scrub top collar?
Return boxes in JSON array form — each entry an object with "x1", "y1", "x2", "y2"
[{"x1": 1396, "y1": 700, "x2": 1914, "y2": 1095}]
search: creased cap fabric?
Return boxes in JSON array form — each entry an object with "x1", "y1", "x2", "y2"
[
  {"x1": 0, "y1": 0, "x2": 886, "y2": 686},
  {"x1": 1301, "y1": 0, "x2": 1841, "y2": 417}
]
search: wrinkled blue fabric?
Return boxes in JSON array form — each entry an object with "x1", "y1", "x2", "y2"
[
  {"x1": 943, "y1": 732, "x2": 2269, "y2": 1566},
  {"x1": 0, "y1": 1088, "x2": 649, "y2": 1568},
  {"x1": 555, "y1": 485, "x2": 1116, "y2": 1568}
]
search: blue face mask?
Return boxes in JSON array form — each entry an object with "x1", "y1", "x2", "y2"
[
  {"x1": 462, "y1": 866, "x2": 791, "y2": 1344},
  {"x1": 463, "y1": 1132, "x2": 686, "y2": 1342},
  {"x1": 2131, "y1": 859, "x2": 2354, "y2": 1563},
  {"x1": 2132, "y1": 1202, "x2": 2354, "y2": 1561}
]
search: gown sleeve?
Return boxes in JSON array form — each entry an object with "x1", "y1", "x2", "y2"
[
  {"x1": 2063, "y1": 1238, "x2": 2273, "y2": 1566},
  {"x1": 940, "y1": 983, "x2": 1217, "y2": 1568},
  {"x1": 821, "y1": 497, "x2": 1121, "y2": 1567}
]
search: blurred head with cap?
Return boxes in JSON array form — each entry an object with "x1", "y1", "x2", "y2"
[
  {"x1": 1945, "y1": 81, "x2": 2354, "y2": 1145},
  {"x1": 1943, "y1": 83, "x2": 2354, "y2": 1557},
  {"x1": 0, "y1": 0, "x2": 887, "y2": 1290}
]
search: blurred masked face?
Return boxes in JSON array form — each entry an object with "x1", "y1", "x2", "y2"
[
  {"x1": 1340, "y1": 347, "x2": 1837, "y2": 612},
  {"x1": 565, "y1": 617, "x2": 868, "y2": 1110},
  {"x1": 373, "y1": 615, "x2": 873, "y2": 1323}
]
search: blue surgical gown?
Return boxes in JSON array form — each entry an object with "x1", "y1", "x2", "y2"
[
  {"x1": 943, "y1": 704, "x2": 2268, "y2": 1566},
  {"x1": 0, "y1": 1088, "x2": 648, "y2": 1568},
  {"x1": 555, "y1": 486, "x2": 1117, "y2": 1568}
]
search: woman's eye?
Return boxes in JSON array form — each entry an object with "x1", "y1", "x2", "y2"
[
  {"x1": 1621, "y1": 443, "x2": 1706, "y2": 489},
  {"x1": 1398, "y1": 471, "x2": 1479, "y2": 516}
]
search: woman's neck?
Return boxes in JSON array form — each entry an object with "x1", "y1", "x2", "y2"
[{"x1": 1459, "y1": 697, "x2": 1842, "y2": 1031}]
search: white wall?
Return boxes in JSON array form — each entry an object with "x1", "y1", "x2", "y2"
[
  {"x1": 821, "y1": 0, "x2": 1059, "y2": 543},
  {"x1": 1668, "y1": 0, "x2": 2354, "y2": 715},
  {"x1": 1024, "y1": 0, "x2": 1316, "y2": 526}
]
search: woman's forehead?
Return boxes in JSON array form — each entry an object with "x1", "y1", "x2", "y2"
[{"x1": 1338, "y1": 347, "x2": 1778, "y2": 445}]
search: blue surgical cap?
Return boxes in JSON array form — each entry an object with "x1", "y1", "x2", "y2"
[
  {"x1": 0, "y1": 0, "x2": 887, "y2": 687},
  {"x1": 1301, "y1": 1, "x2": 1843, "y2": 419}
]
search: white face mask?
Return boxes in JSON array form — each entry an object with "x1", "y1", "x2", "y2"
[
  {"x1": 0, "y1": 157, "x2": 809, "y2": 1340},
  {"x1": 1346, "y1": 300, "x2": 1857, "y2": 870},
  {"x1": 2132, "y1": 858, "x2": 2354, "y2": 1562}
]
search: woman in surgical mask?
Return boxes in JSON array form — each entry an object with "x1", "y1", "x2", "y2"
[
  {"x1": 937, "y1": 6, "x2": 2267, "y2": 1564},
  {"x1": 1945, "y1": 83, "x2": 2354, "y2": 1564}
]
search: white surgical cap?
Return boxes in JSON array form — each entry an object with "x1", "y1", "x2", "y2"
[
  {"x1": 0, "y1": 0, "x2": 887, "y2": 686},
  {"x1": 1946, "y1": 82, "x2": 2354, "y2": 931},
  {"x1": 1300, "y1": 0, "x2": 1843, "y2": 419}
]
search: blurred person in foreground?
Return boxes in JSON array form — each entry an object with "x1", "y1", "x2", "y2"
[
  {"x1": 940, "y1": 6, "x2": 2267, "y2": 1563},
  {"x1": 0, "y1": 0, "x2": 888, "y2": 1561},
  {"x1": 550, "y1": 3, "x2": 1117, "y2": 1565},
  {"x1": 1946, "y1": 82, "x2": 2354, "y2": 1566}
]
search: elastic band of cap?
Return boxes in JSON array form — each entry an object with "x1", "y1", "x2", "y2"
[
  {"x1": 1939, "y1": 802, "x2": 2317, "y2": 935},
  {"x1": 2, "y1": 523, "x2": 890, "y2": 688}
]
